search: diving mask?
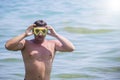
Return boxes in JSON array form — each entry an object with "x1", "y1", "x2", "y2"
[{"x1": 33, "y1": 27, "x2": 48, "y2": 36}]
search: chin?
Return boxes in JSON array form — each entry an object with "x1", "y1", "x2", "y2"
[
  {"x1": 36, "y1": 37, "x2": 45, "y2": 41},
  {"x1": 38, "y1": 38, "x2": 44, "y2": 41},
  {"x1": 34, "y1": 36, "x2": 45, "y2": 41}
]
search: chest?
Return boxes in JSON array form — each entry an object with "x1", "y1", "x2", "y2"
[{"x1": 23, "y1": 43, "x2": 55, "y2": 61}]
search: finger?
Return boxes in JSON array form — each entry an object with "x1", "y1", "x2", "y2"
[
  {"x1": 33, "y1": 24, "x2": 36, "y2": 27},
  {"x1": 47, "y1": 32, "x2": 52, "y2": 36},
  {"x1": 29, "y1": 24, "x2": 36, "y2": 28},
  {"x1": 46, "y1": 25, "x2": 52, "y2": 29},
  {"x1": 27, "y1": 27, "x2": 33, "y2": 31},
  {"x1": 28, "y1": 32, "x2": 33, "y2": 36},
  {"x1": 28, "y1": 25, "x2": 34, "y2": 29}
]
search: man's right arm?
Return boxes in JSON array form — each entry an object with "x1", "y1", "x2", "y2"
[
  {"x1": 5, "y1": 24, "x2": 35, "y2": 51},
  {"x1": 5, "y1": 33, "x2": 27, "y2": 51}
]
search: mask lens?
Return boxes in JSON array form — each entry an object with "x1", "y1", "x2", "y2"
[
  {"x1": 42, "y1": 29, "x2": 46, "y2": 33},
  {"x1": 35, "y1": 29, "x2": 40, "y2": 33},
  {"x1": 34, "y1": 28, "x2": 47, "y2": 35},
  {"x1": 41, "y1": 29, "x2": 48, "y2": 35}
]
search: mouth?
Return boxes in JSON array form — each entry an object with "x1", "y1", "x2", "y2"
[
  {"x1": 37, "y1": 35, "x2": 44, "y2": 38},
  {"x1": 35, "y1": 35, "x2": 44, "y2": 40}
]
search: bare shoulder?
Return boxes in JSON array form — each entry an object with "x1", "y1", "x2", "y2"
[
  {"x1": 47, "y1": 40, "x2": 60, "y2": 44},
  {"x1": 24, "y1": 39, "x2": 32, "y2": 44},
  {"x1": 47, "y1": 40, "x2": 62, "y2": 48},
  {"x1": 20, "y1": 39, "x2": 33, "y2": 48}
]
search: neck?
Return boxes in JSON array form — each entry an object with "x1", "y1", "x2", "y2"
[{"x1": 33, "y1": 39, "x2": 45, "y2": 44}]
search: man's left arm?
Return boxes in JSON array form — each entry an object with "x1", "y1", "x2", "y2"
[
  {"x1": 47, "y1": 26, "x2": 75, "y2": 52},
  {"x1": 54, "y1": 34, "x2": 75, "y2": 52}
]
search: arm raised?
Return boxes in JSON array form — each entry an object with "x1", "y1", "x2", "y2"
[
  {"x1": 5, "y1": 24, "x2": 35, "y2": 51},
  {"x1": 47, "y1": 26, "x2": 75, "y2": 52}
]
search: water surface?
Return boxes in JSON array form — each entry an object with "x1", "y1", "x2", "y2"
[{"x1": 0, "y1": 0, "x2": 120, "y2": 80}]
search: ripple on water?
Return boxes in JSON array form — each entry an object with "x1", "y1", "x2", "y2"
[
  {"x1": 54, "y1": 73, "x2": 100, "y2": 79},
  {"x1": 0, "y1": 58, "x2": 22, "y2": 63},
  {"x1": 64, "y1": 27, "x2": 114, "y2": 34},
  {"x1": 82, "y1": 66, "x2": 120, "y2": 73},
  {"x1": 12, "y1": 73, "x2": 24, "y2": 77}
]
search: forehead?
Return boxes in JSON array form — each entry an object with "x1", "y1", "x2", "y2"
[
  {"x1": 36, "y1": 26, "x2": 45, "y2": 27},
  {"x1": 34, "y1": 26, "x2": 46, "y2": 29}
]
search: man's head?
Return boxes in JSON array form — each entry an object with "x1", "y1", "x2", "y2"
[
  {"x1": 33, "y1": 20, "x2": 48, "y2": 42},
  {"x1": 33, "y1": 20, "x2": 48, "y2": 36}
]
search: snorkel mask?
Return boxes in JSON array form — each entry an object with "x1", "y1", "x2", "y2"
[{"x1": 33, "y1": 27, "x2": 48, "y2": 36}]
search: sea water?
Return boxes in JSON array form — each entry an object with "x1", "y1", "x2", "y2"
[{"x1": 0, "y1": 0, "x2": 120, "y2": 80}]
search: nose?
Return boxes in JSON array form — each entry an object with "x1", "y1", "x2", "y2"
[{"x1": 38, "y1": 32, "x2": 43, "y2": 36}]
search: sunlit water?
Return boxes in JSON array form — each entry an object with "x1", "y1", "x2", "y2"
[{"x1": 0, "y1": 0, "x2": 120, "y2": 80}]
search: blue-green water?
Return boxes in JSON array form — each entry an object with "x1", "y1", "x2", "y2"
[{"x1": 0, "y1": 0, "x2": 120, "y2": 80}]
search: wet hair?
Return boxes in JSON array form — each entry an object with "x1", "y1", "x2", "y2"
[{"x1": 34, "y1": 20, "x2": 47, "y2": 27}]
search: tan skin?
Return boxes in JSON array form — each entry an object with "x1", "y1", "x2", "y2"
[{"x1": 5, "y1": 24, "x2": 75, "y2": 80}]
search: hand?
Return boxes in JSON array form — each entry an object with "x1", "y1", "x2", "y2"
[
  {"x1": 46, "y1": 25, "x2": 57, "y2": 37},
  {"x1": 25, "y1": 24, "x2": 36, "y2": 36}
]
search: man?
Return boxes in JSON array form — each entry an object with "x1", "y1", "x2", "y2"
[{"x1": 5, "y1": 20, "x2": 75, "y2": 80}]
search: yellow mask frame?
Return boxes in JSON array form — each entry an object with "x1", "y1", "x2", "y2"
[{"x1": 33, "y1": 27, "x2": 48, "y2": 36}]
